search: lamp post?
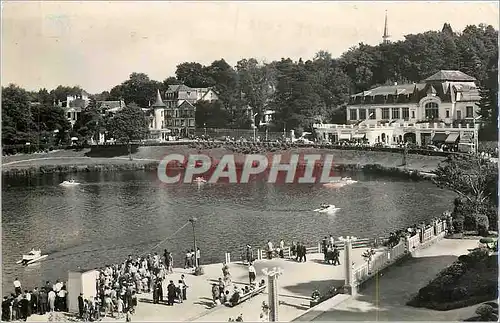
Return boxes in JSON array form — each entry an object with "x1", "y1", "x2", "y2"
[
  {"x1": 473, "y1": 116, "x2": 481, "y2": 154},
  {"x1": 338, "y1": 236, "x2": 358, "y2": 295},
  {"x1": 253, "y1": 113, "x2": 258, "y2": 142},
  {"x1": 262, "y1": 267, "x2": 283, "y2": 322},
  {"x1": 204, "y1": 123, "x2": 207, "y2": 137},
  {"x1": 189, "y1": 218, "x2": 199, "y2": 269}
]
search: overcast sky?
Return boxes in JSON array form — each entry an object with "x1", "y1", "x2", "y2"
[{"x1": 2, "y1": 1, "x2": 498, "y2": 94}]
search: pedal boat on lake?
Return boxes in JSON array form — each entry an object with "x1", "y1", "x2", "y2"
[
  {"x1": 60, "y1": 179, "x2": 80, "y2": 186},
  {"x1": 16, "y1": 249, "x2": 48, "y2": 265}
]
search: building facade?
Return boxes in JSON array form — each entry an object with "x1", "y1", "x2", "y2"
[
  {"x1": 314, "y1": 70, "x2": 481, "y2": 150},
  {"x1": 148, "y1": 84, "x2": 219, "y2": 140}
]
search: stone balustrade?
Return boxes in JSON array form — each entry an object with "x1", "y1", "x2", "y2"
[{"x1": 352, "y1": 218, "x2": 448, "y2": 289}]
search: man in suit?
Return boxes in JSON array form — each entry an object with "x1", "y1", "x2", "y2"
[
  {"x1": 167, "y1": 280, "x2": 176, "y2": 306},
  {"x1": 78, "y1": 293, "x2": 84, "y2": 318}
]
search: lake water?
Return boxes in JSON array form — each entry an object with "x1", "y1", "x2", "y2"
[{"x1": 2, "y1": 170, "x2": 455, "y2": 293}]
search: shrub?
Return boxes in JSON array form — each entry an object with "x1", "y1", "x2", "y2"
[
  {"x1": 476, "y1": 214, "x2": 490, "y2": 236},
  {"x1": 450, "y1": 287, "x2": 469, "y2": 301},
  {"x1": 452, "y1": 215, "x2": 465, "y2": 233},
  {"x1": 476, "y1": 304, "x2": 496, "y2": 321},
  {"x1": 468, "y1": 248, "x2": 490, "y2": 263}
]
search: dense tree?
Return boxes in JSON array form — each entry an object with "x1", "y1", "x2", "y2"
[
  {"x1": 175, "y1": 62, "x2": 215, "y2": 88},
  {"x1": 2, "y1": 84, "x2": 34, "y2": 144},
  {"x1": 433, "y1": 154, "x2": 498, "y2": 234},
  {"x1": 109, "y1": 73, "x2": 158, "y2": 108},
  {"x1": 73, "y1": 98, "x2": 104, "y2": 143},
  {"x1": 106, "y1": 103, "x2": 149, "y2": 159}
]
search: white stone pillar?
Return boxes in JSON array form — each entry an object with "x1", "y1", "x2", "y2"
[
  {"x1": 262, "y1": 267, "x2": 283, "y2": 322},
  {"x1": 339, "y1": 236, "x2": 357, "y2": 295}
]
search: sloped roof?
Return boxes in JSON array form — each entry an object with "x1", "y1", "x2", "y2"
[
  {"x1": 177, "y1": 100, "x2": 195, "y2": 110},
  {"x1": 352, "y1": 83, "x2": 420, "y2": 97},
  {"x1": 69, "y1": 98, "x2": 88, "y2": 108},
  {"x1": 424, "y1": 70, "x2": 476, "y2": 82},
  {"x1": 97, "y1": 100, "x2": 122, "y2": 109},
  {"x1": 165, "y1": 84, "x2": 194, "y2": 93},
  {"x1": 152, "y1": 89, "x2": 165, "y2": 107}
]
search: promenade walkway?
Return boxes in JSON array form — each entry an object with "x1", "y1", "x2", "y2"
[
  {"x1": 27, "y1": 248, "x2": 374, "y2": 322},
  {"x1": 302, "y1": 238, "x2": 483, "y2": 321}
]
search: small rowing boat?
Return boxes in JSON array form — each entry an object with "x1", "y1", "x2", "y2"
[
  {"x1": 314, "y1": 204, "x2": 339, "y2": 213},
  {"x1": 60, "y1": 179, "x2": 80, "y2": 186},
  {"x1": 16, "y1": 249, "x2": 48, "y2": 266}
]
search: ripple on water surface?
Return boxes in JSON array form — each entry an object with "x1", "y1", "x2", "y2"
[{"x1": 2, "y1": 171, "x2": 455, "y2": 292}]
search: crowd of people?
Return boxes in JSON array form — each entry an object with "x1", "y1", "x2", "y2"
[
  {"x1": 2, "y1": 278, "x2": 68, "y2": 321},
  {"x1": 91, "y1": 248, "x2": 197, "y2": 321}
]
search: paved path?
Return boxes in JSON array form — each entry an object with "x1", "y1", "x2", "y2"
[
  {"x1": 27, "y1": 248, "x2": 374, "y2": 322},
  {"x1": 308, "y1": 238, "x2": 484, "y2": 321}
]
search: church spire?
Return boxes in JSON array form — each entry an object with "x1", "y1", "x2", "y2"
[
  {"x1": 152, "y1": 89, "x2": 165, "y2": 107},
  {"x1": 382, "y1": 10, "x2": 390, "y2": 44}
]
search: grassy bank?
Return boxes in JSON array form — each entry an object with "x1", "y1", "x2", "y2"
[{"x1": 2, "y1": 145, "x2": 445, "y2": 177}]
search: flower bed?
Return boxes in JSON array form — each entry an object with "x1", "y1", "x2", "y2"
[{"x1": 407, "y1": 248, "x2": 498, "y2": 310}]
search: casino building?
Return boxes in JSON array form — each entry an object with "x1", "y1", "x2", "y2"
[{"x1": 313, "y1": 70, "x2": 481, "y2": 149}]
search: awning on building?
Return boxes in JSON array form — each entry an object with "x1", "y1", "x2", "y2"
[
  {"x1": 432, "y1": 133, "x2": 448, "y2": 142},
  {"x1": 445, "y1": 133, "x2": 460, "y2": 143},
  {"x1": 338, "y1": 133, "x2": 351, "y2": 140},
  {"x1": 352, "y1": 134, "x2": 366, "y2": 139}
]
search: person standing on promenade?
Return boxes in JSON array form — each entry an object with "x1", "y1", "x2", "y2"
[
  {"x1": 167, "y1": 252, "x2": 174, "y2": 273},
  {"x1": 31, "y1": 287, "x2": 39, "y2": 315},
  {"x1": 78, "y1": 293, "x2": 84, "y2": 318},
  {"x1": 163, "y1": 249, "x2": 169, "y2": 266},
  {"x1": 245, "y1": 245, "x2": 253, "y2": 264},
  {"x1": 47, "y1": 289, "x2": 56, "y2": 312},
  {"x1": 248, "y1": 262, "x2": 256, "y2": 285},
  {"x1": 181, "y1": 274, "x2": 188, "y2": 300},
  {"x1": 332, "y1": 245, "x2": 341, "y2": 266},
  {"x1": 13, "y1": 278, "x2": 22, "y2": 296},
  {"x1": 291, "y1": 241, "x2": 297, "y2": 260},
  {"x1": 167, "y1": 280, "x2": 176, "y2": 306},
  {"x1": 296, "y1": 242, "x2": 302, "y2": 262},
  {"x1": 19, "y1": 294, "x2": 29, "y2": 321},
  {"x1": 279, "y1": 239, "x2": 285, "y2": 258},
  {"x1": 184, "y1": 250, "x2": 191, "y2": 269},
  {"x1": 266, "y1": 240, "x2": 273, "y2": 259},
  {"x1": 2, "y1": 296, "x2": 11, "y2": 321},
  {"x1": 329, "y1": 235, "x2": 335, "y2": 248},
  {"x1": 196, "y1": 247, "x2": 201, "y2": 266},
  {"x1": 211, "y1": 283, "x2": 220, "y2": 305},
  {"x1": 39, "y1": 288, "x2": 47, "y2": 315},
  {"x1": 322, "y1": 237, "x2": 328, "y2": 260}
]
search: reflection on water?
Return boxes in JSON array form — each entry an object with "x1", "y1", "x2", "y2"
[{"x1": 2, "y1": 171, "x2": 455, "y2": 292}]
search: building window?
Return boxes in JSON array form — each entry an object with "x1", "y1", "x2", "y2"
[
  {"x1": 368, "y1": 109, "x2": 376, "y2": 119},
  {"x1": 349, "y1": 109, "x2": 357, "y2": 120},
  {"x1": 381, "y1": 108, "x2": 390, "y2": 120},
  {"x1": 359, "y1": 109, "x2": 366, "y2": 120},
  {"x1": 466, "y1": 106, "x2": 474, "y2": 118},
  {"x1": 445, "y1": 110, "x2": 450, "y2": 118},
  {"x1": 189, "y1": 119, "x2": 195, "y2": 127},
  {"x1": 402, "y1": 108, "x2": 409, "y2": 120},
  {"x1": 67, "y1": 112, "x2": 71, "y2": 119},
  {"x1": 391, "y1": 108, "x2": 400, "y2": 119},
  {"x1": 424, "y1": 102, "x2": 439, "y2": 119},
  {"x1": 411, "y1": 111, "x2": 415, "y2": 119},
  {"x1": 457, "y1": 110, "x2": 462, "y2": 120}
]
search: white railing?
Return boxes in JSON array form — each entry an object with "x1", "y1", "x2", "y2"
[
  {"x1": 407, "y1": 234, "x2": 420, "y2": 251},
  {"x1": 354, "y1": 241, "x2": 406, "y2": 286},
  {"x1": 313, "y1": 123, "x2": 476, "y2": 132},
  {"x1": 422, "y1": 227, "x2": 434, "y2": 242}
]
